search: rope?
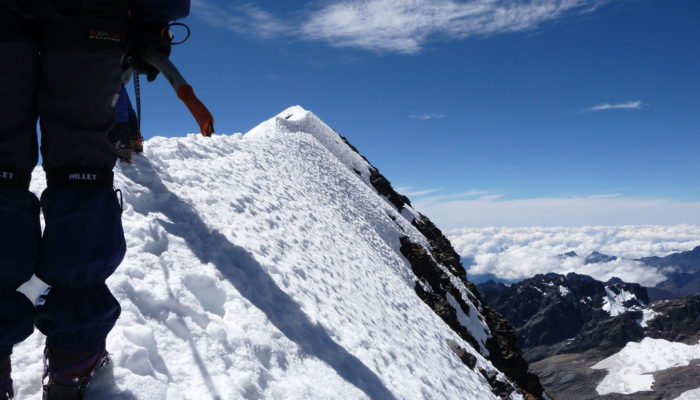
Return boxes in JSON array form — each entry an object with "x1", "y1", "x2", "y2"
[{"x1": 133, "y1": 71, "x2": 142, "y2": 132}]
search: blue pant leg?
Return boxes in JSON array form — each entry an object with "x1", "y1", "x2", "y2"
[
  {"x1": 0, "y1": 11, "x2": 41, "y2": 360},
  {"x1": 35, "y1": 174, "x2": 126, "y2": 353},
  {"x1": 0, "y1": 188, "x2": 41, "y2": 360}
]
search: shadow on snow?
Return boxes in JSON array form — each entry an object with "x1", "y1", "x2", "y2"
[{"x1": 119, "y1": 157, "x2": 396, "y2": 400}]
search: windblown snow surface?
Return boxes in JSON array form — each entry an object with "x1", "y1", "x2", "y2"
[{"x1": 14, "y1": 106, "x2": 518, "y2": 400}]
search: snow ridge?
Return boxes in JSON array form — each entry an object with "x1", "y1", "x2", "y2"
[{"x1": 16, "y1": 107, "x2": 517, "y2": 400}]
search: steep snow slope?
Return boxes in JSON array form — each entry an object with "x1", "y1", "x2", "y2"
[{"x1": 15, "y1": 107, "x2": 525, "y2": 400}]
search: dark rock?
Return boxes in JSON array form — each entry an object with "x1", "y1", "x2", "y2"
[
  {"x1": 368, "y1": 167, "x2": 411, "y2": 211},
  {"x1": 478, "y1": 367, "x2": 518, "y2": 400},
  {"x1": 411, "y1": 215, "x2": 466, "y2": 280},
  {"x1": 645, "y1": 295, "x2": 700, "y2": 344},
  {"x1": 555, "y1": 311, "x2": 645, "y2": 357},
  {"x1": 400, "y1": 237, "x2": 486, "y2": 358},
  {"x1": 447, "y1": 339, "x2": 477, "y2": 369}
]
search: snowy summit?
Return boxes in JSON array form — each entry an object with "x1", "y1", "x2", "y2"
[{"x1": 16, "y1": 107, "x2": 543, "y2": 399}]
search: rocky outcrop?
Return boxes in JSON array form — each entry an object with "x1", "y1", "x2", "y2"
[{"x1": 645, "y1": 295, "x2": 700, "y2": 344}]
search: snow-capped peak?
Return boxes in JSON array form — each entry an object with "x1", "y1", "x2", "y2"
[
  {"x1": 601, "y1": 284, "x2": 646, "y2": 317},
  {"x1": 276, "y1": 105, "x2": 310, "y2": 121}
]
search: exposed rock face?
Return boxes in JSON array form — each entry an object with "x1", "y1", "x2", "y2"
[
  {"x1": 334, "y1": 133, "x2": 548, "y2": 399},
  {"x1": 531, "y1": 352, "x2": 700, "y2": 400},
  {"x1": 527, "y1": 295, "x2": 700, "y2": 400},
  {"x1": 549, "y1": 310, "x2": 645, "y2": 359},
  {"x1": 398, "y1": 213, "x2": 546, "y2": 399},
  {"x1": 399, "y1": 237, "x2": 484, "y2": 354},
  {"x1": 644, "y1": 295, "x2": 700, "y2": 344},
  {"x1": 559, "y1": 294, "x2": 700, "y2": 355},
  {"x1": 480, "y1": 270, "x2": 700, "y2": 400},
  {"x1": 478, "y1": 272, "x2": 648, "y2": 355}
]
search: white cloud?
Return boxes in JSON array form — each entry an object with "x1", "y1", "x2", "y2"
[
  {"x1": 192, "y1": 0, "x2": 288, "y2": 39},
  {"x1": 420, "y1": 189, "x2": 492, "y2": 203},
  {"x1": 414, "y1": 195, "x2": 700, "y2": 229},
  {"x1": 584, "y1": 100, "x2": 645, "y2": 112},
  {"x1": 478, "y1": 194, "x2": 505, "y2": 201},
  {"x1": 194, "y1": 0, "x2": 610, "y2": 54},
  {"x1": 446, "y1": 224, "x2": 700, "y2": 286},
  {"x1": 409, "y1": 193, "x2": 700, "y2": 284},
  {"x1": 301, "y1": 0, "x2": 609, "y2": 53},
  {"x1": 410, "y1": 113, "x2": 446, "y2": 120},
  {"x1": 395, "y1": 186, "x2": 442, "y2": 196}
]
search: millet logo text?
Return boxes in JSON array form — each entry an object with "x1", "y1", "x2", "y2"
[{"x1": 69, "y1": 173, "x2": 97, "y2": 181}]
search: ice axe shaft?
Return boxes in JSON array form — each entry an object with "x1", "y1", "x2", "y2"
[{"x1": 143, "y1": 51, "x2": 215, "y2": 137}]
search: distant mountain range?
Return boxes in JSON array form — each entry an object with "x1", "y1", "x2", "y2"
[
  {"x1": 639, "y1": 245, "x2": 700, "y2": 299},
  {"x1": 477, "y1": 271, "x2": 700, "y2": 399},
  {"x1": 471, "y1": 245, "x2": 700, "y2": 300}
]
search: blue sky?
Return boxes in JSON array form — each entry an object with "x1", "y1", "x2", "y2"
[{"x1": 135, "y1": 0, "x2": 700, "y2": 228}]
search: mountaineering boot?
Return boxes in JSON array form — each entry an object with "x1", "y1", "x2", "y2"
[
  {"x1": 42, "y1": 348, "x2": 109, "y2": 400},
  {"x1": 0, "y1": 357, "x2": 13, "y2": 400}
]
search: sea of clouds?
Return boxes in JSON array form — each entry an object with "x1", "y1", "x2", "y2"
[{"x1": 447, "y1": 225, "x2": 700, "y2": 286}]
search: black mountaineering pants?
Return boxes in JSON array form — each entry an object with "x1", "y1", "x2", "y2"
[{"x1": 0, "y1": 0, "x2": 128, "y2": 359}]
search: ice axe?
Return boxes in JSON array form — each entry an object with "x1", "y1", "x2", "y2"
[{"x1": 143, "y1": 51, "x2": 215, "y2": 137}]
